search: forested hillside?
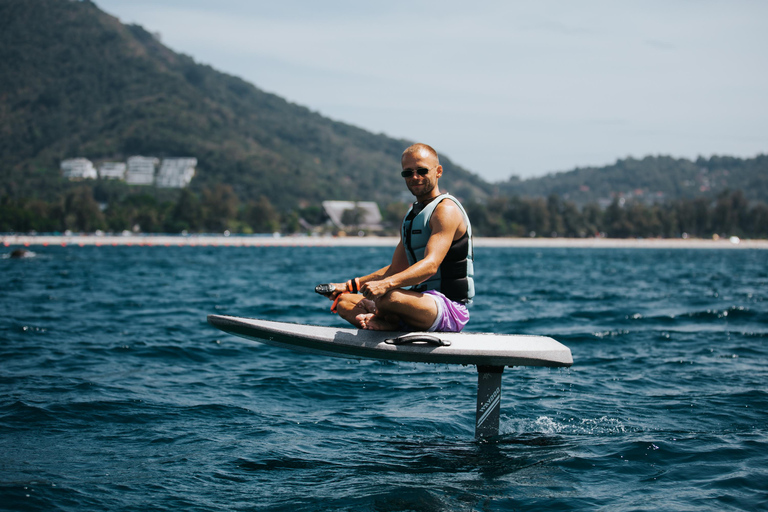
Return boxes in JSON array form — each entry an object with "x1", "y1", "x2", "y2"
[
  {"x1": 0, "y1": 0, "x2": 490, "y2": 209},
  {"x1": 500, "y1": 155, "x2": 768, "y2": 205},
  {"x1": 1, "y1": 0, "x2": 765, "y2": 237}
]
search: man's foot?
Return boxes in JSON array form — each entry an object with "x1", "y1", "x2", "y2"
[{"x1": 355, "y1": 313, "x2": 399, "y2": 331}]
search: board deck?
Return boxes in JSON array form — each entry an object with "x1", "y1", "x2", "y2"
[{"x1": 207, "y1": 315, "x2": 573, "y2": 368}]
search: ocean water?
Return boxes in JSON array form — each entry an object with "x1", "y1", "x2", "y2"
[{"x1": 1, "y1": 245, "x2": 767, "y2": 511}]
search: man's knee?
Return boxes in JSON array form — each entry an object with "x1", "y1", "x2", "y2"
[
  {"x1": 375, "y1": 289, "x2": 407, "y2": 312},
  {"x1": 336, "y1": 295, "x2": 373, "y2": 321},
  {"x1": 336, "y1": 294, "x2": 359, "y2": 315}
]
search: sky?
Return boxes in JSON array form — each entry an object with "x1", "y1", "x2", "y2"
[{"x1": 96, "y1": 0, "x2": 767, "y2": 182}]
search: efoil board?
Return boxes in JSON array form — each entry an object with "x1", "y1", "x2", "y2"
[{"x1": 207, "y1": 315, "x2": 573, "y2": 368}]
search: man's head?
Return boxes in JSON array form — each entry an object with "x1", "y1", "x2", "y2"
[
  {"x1": 401, "y1": 143, "x2": 443, "y2": 201},
  {"x1": 402, "y1": 143, "x2": 439, "y2": 165}
]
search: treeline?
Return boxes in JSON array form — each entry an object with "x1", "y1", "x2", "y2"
[
  {"x1": 466, "y1": 190, "x2": 768, "y2": 239},
  {"x1": 0, "y1": 182, "x2": 408, "y2": 235},
  {"x1": 0, "y1": 185, "x2": 290, "y2": 234},
  {"x1": 2, "y1": 186, "x2": 766, "y2": 239}
]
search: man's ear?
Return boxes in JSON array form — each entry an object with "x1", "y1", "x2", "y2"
[{"x1": 435, "y1": 165, "x2": 443, "y2": 178}]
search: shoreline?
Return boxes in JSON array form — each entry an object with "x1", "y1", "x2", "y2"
[{"x1": 3, "y1": 234, "x2": 767, "y2": 249}]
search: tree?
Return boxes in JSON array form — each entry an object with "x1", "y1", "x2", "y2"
[
  {"x1": 546, "y1": 194, "x2": 565, "y2": 236},
  {"x1": 581, "y1": 202, "x2": 603, "y2": 236},
  {"x1": 62, "y1": 186, "x2": 105, "y2": 232},
  {"x1": 243, "y1": 195, "x2": 280, "y2": 233},
  {"x1": 201, "y1": 185, "x2": 238, "y2": 232},
  {"x1": 341, "y1": 206, "x2": 366, "y2": 228},
  {"x1": 712, "y1": 190, "x2": 748, "y2": 236},
  {"x1": 526, "y1": 198, "x2": 551, "y2": 236},
  {"x1": 604, "y1": 198, "x2": 632, "y2": 238},
  {"x1": 560, "y1": 200, "x2": 583, "y2": 237},
  {"x1": 166, "y1": 188, "x2": 203, "y2": 232},
  {"x1": 382, "y1": 202, "x2": 409, "y2": 229},
  {"x1": 748, "y1": 203, "x2": 768, "y2": 238}
]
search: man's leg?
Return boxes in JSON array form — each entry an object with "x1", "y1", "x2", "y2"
[
  {"x1": 359, "y1": 289, "x2": 438, "y2": 331},
  {"x1": 335, "y1": 293, "x2": 374, "y2": 328}
]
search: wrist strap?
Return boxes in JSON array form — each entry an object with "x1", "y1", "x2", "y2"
[
  {"x1": 330, "y1": 293, "x2": 346, "y2": 313},
  {"x1": 332, "y1": 278, "x2": 360, "y2": 314}
]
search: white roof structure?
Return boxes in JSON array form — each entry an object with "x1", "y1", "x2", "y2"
[
  {"x1": 156, "y1": 158, "x2": 196, "y2": 188},
  {"x1": 59, "y1": 156, "x2": 197, "y2": 187},
  {"x1": 98, "y1": 162, "x2": 126, "y2": 180},
  {"x1": 322, "y1": 201, "x2": 382, "y2": 230},
  {"x1": 61, "y1": 158, "x2": 97, "y2": 180},
  {"x1": 125, "y1": 156, "x2": 159, "y2": 185}
]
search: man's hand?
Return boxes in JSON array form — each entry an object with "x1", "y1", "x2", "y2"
[
  {"x1": 360, "y1": 279, "x2": 390, "y2": 300},
  {"x1": 325, "y1": 282, "x2": 348, "y2": 300}
]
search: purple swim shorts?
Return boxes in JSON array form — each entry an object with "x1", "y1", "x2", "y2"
[{"x1": 424, "y1": 290, "x2": 470, "y2": 333}]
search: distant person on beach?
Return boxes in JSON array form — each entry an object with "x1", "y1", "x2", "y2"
[{"x1": 323, "y1": 143, "x2": 474, "y2": 332}]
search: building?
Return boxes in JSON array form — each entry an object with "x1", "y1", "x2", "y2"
[
  {"x1": 125, "y1": 156, "x2": 159, "y2": 185},
  {"x1": 98, "y1": 162, "x2": 127, "y2": 180},
  {"x1": 61, "y1": 158, "x2": 97, "y2": 180},
  {"x1": 322, "y1": 201, "x2": 383, "y2": 230},
  {"x1": 156, "y1": 158, "x2": 197, "y2": 188}
]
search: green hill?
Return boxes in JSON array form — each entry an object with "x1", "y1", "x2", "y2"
[
  {"x1": 499, "y1": 154, "x2": 768, "y2": 205},
  {"x1": 0, "y1": 0, "x2": 490, "y2": 209},
  {"x1": 1, "y1": 0, "x2": 765, "y2": 237}
]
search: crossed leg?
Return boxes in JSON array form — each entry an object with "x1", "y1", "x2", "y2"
[{"x1": 335, "y1": 289, "x2": 438, "y2": 331}]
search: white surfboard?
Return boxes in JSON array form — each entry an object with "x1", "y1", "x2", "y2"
[
  {"x1": 207, "y1": 314, "x2": 573, "y2": 438},
  {"x1": 207, "y1": 315, "x2": 573, "y2": 368}
]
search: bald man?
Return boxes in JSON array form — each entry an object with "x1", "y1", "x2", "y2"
[{"x1": 325, "y1": 143, "x2": 474, "y2": 332}]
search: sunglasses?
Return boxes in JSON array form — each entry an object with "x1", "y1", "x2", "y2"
[{"x1": 401, "y1": 167, "x2": 430, "y2": 178}]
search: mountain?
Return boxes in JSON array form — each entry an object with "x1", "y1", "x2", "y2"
[
  {"x1": 0, "y1": 0, "x2": 491, "y2": 209},
  {"x1": 1, "y1": 0, "x2": 764, "y2": 221},
  {"x1": 499, "y1": 154, "x2": 768, "y2": 205}
]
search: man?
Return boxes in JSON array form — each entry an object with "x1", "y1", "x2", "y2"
[{"x1": 326, "y1": 143, "x2": 474, "y2": 332}]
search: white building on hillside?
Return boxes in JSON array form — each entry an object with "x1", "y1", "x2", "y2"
[
  {"x1": 156, "y1": 158, "x2": 197, "y2": 188},
  {"x1": 61, "y1": 158, "x2": 97, "y2": 180},
  {"x1": 98, "y1": 162, "x2": 127, "y2": 180},
  {"x1": 125, "y1": 156, "x2": 159, "y2": 185},
  {"x1": 322, "y1": 201, "x2": 383, "y2": 230}
]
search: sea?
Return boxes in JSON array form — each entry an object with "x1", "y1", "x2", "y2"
[{"x1": 1, "y1": 244, "x2": 767, "y2": 511}]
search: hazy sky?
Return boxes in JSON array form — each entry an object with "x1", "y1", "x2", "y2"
[{"x1": 96, "y1": 0, "x2": 767, "y2": 182}]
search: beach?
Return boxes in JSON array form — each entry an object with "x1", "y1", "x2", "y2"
[{"x1": 3, "y1": 233, "x2": 767, "y2": 249}]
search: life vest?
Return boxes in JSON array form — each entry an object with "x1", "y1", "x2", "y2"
[{"x1": 401, "y1": 193, "x2": 475, "y2": 303}]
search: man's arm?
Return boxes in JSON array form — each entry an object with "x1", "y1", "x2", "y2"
[
  {"x1": 361, "y1": 201, "x2": 465, "y2": 298},
  {"x1": 326, "y1": 239, "x2": 410, "y2": 298}
]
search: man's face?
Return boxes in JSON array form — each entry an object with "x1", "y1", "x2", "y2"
[{"x1": 401, "y1": 150, "x2": 442, "y2": 199}]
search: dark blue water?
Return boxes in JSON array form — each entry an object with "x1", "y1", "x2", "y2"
[{"x1": 2, "y1": 246, "x2": 767, "y2": 511}]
